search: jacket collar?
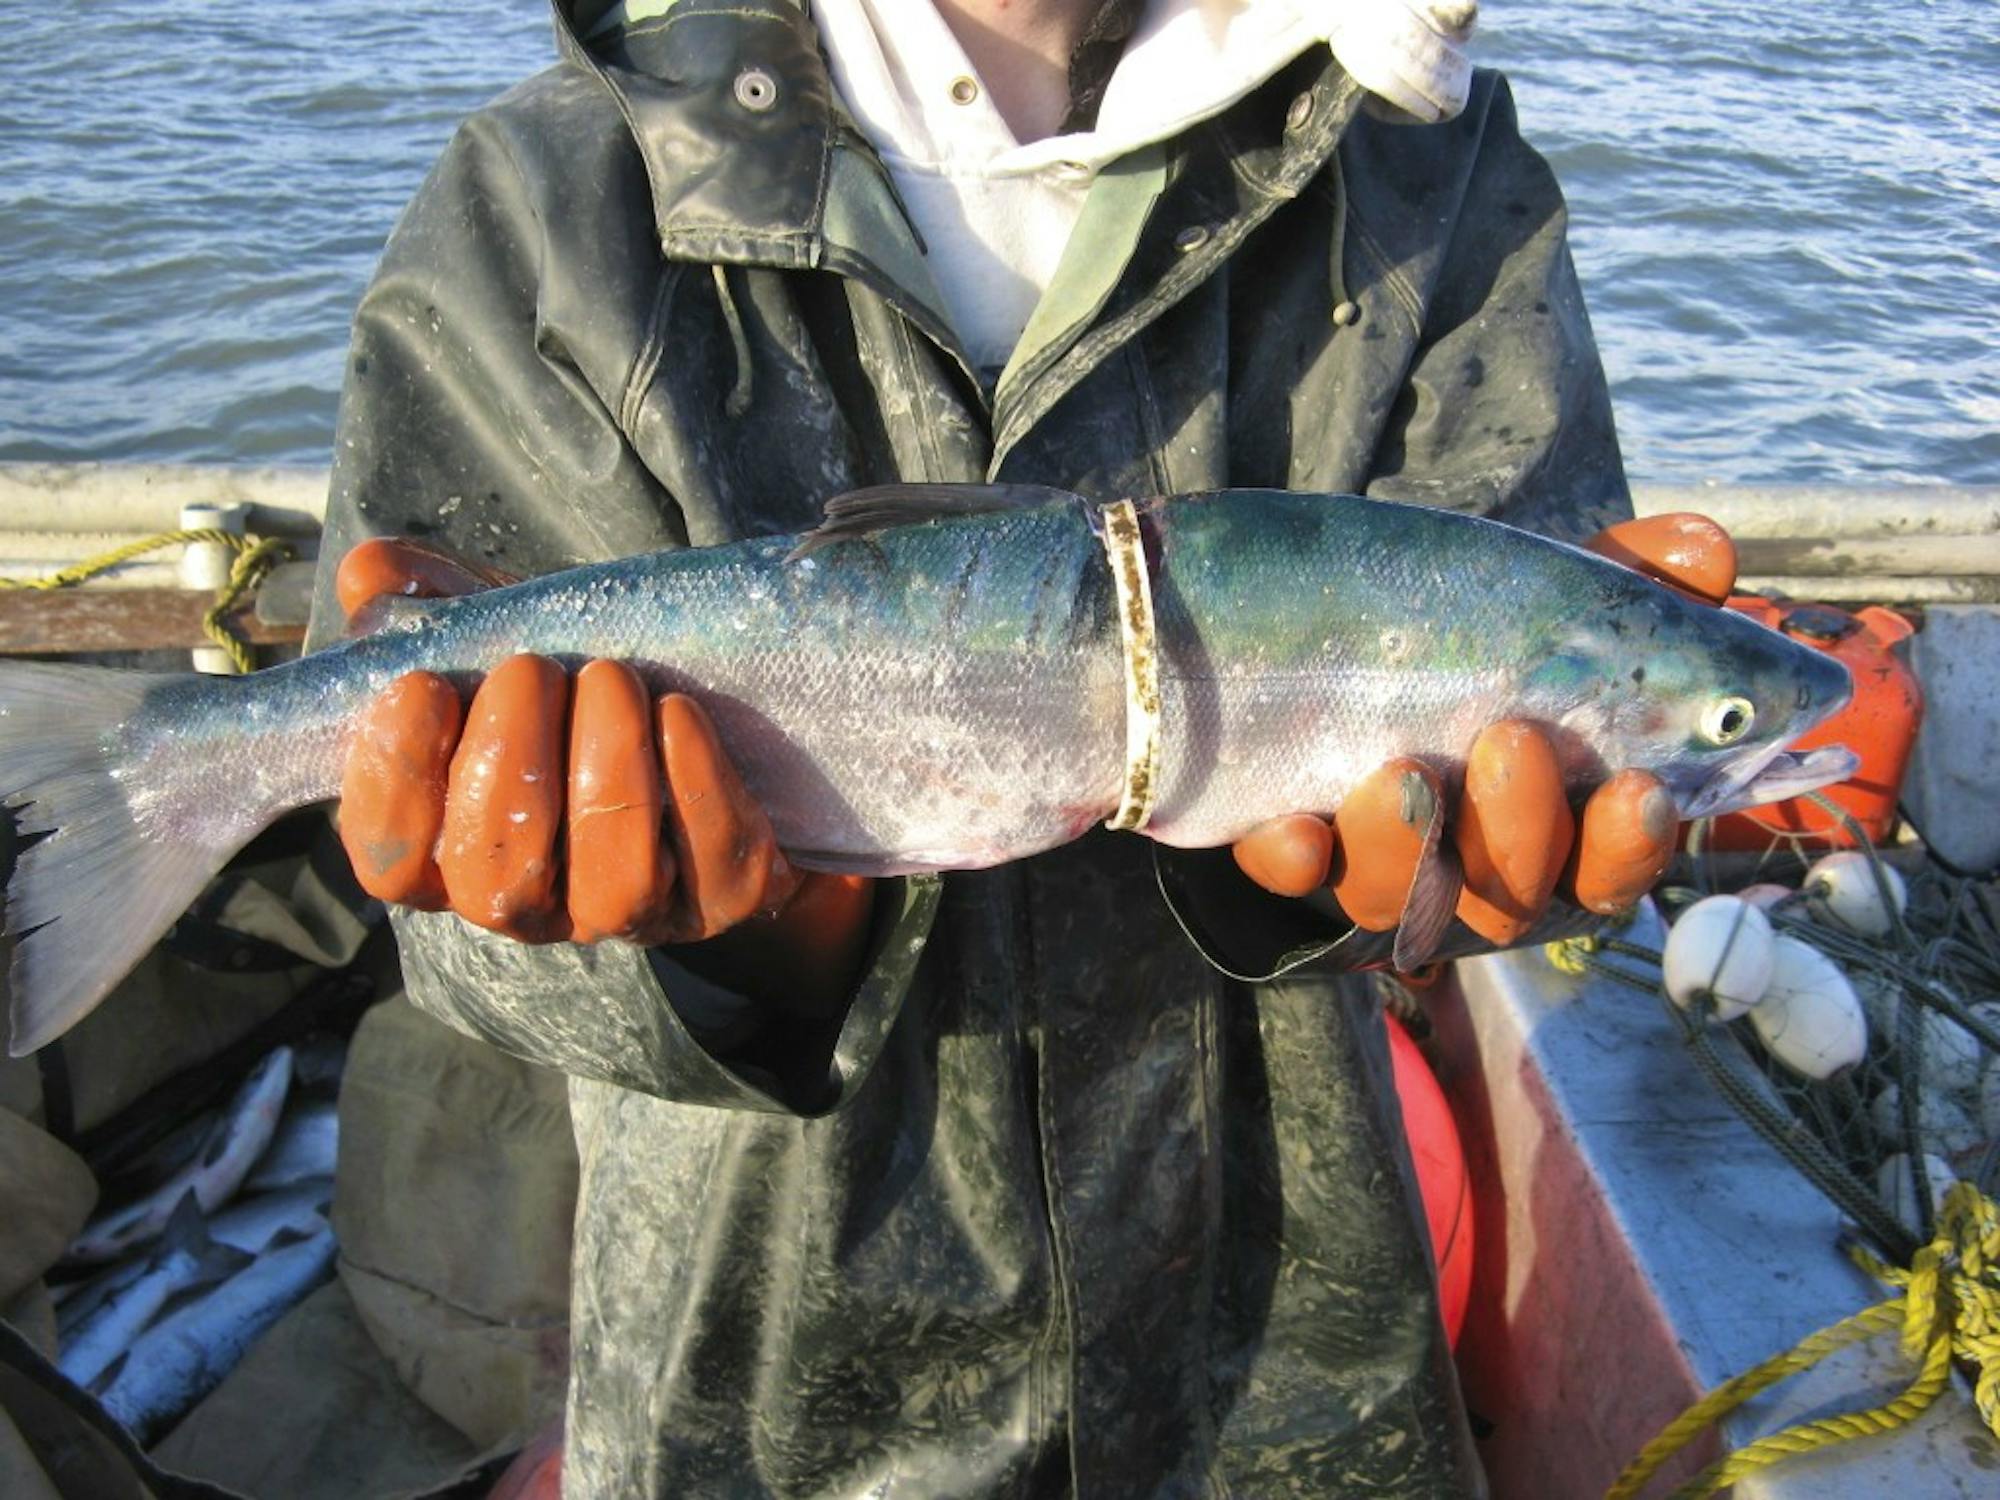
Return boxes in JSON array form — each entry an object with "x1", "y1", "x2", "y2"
[
  {"x1": 548, "y1": 0, "x2": 1358, "y2": 321},
  {"x1": 552, "y1": 0, "x2": 837, "y2": 267}
]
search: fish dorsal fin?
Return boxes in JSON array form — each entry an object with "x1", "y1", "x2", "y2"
[
  {"x1": 160, "y1": 1187, "x2": 254, "y2": 1277},
  {"x1": 790, "y1": 482, "x2": 1082, "y2": 559},
  {"x1": 90, "y1": 1349, "x2": 129, "y2": 1397},
  {"x1": 265, "y1": 1217, "x2": 329, "y2": 1253},
  {"x1": 160, "y1": 1190, "x2": 208, "y2": 1256}
]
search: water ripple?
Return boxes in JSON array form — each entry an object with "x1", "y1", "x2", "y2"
[
  {"x1": 1, "y1": 0, "x2": 1993, "y2": 483},
  {"x1": 1485, "y1": 0, "x2": 1999, "y2": 482}
]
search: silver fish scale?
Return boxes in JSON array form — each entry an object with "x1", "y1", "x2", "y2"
[
  {"x1": 4, "y1": 490, "x2": 1854, "y2": 1058},
  {"x1": 1138, "y1": 490, "x2": 1844, "y2": 847},
  {"x1": 614, "y1": 516, "x2": 1128, "y2": 872},
  {"x1": 1142, "y1": 503, "x2": 1518, "y2": 846},
  {"x1": 139, "y1": 490, "x2": 1846, "y2": 874},
  {"x1": 173, "y1": 503, "x2": 1129, "y2": 876}
]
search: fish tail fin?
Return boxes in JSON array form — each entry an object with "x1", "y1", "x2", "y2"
[{"x1": 0, "y1": 663, "x2": 254, "y2": 1056}]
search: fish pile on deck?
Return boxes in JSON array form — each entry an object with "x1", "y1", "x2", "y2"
[{"x1": 50, "y1": 1036, "x2": 344, "y2": 1443}]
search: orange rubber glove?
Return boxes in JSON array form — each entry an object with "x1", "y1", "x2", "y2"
[
  {"x1": 335, "y1": 538, "x2": 874, "y2": 1015},
  {"x1": 484, "y1": 1419, "x2": 561, "y2": 1500},
  {"x1": 1232, "y1": 513, "x2": 1737, "y2": 942}
]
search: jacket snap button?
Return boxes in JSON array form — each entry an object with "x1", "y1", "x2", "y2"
[
  {"x1": 734, "y1": 68, "x2": 779, "y2": 112},
  {"x1": 1286, "y1": 92, "x2": 1314, "y2": 131},
  {"x1": 1332, "y1": 300, "x2": 1360, "y2": 326},
  {"x1": 1174, "y1": 225, "x2": 1212, "y2": 252}
]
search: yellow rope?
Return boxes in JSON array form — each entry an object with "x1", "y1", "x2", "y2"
[
  {"x1": 199, "y1": 536, "x2": 294, "y2": 674},
  {"x1": 0, "y1": 527, "x2": 244, "y2": 591},
  {"x1": 1608, "y1": 1180, "x2": 2000, "y2": 1499},
  {"x1": 0, "y1": 527, "x2": 294, "y2": 674},
  {"x1": 1545, "y1": 933, "x2": 1600, "y2": 975}
]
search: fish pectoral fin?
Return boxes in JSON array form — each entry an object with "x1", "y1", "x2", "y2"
[
  {"x1": 789, "y1": 482, "x2": 1084, "y2": 559},
  {"x1": 1392, "y1": 784, "x2": 1463, "y2": 973}
]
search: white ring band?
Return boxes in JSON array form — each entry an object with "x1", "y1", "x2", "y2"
[{"x1": 1100, "y1": 499, "x2": 1161, "y2": 832}]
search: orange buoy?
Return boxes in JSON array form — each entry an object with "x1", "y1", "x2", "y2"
[{"x1": 1706, "y1": 598, "x2": 1921, "y2": 849}]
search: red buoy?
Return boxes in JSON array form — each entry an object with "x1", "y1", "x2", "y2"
[{"x1": 1385, "y1": 1012, "x2": 1473, "y2": 1347}]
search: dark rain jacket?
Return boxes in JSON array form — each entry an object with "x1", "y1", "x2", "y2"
[{"x1": 308, "y1": 0, "x2": 1631, "y2": 1493}]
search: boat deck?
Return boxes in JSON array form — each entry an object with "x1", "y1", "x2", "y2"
[{"x1": 1432, "y1": 904, "x2": 1997, "y2": 1497}]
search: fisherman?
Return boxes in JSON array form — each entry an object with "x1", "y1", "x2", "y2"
[{"x1": 312, "y1": 0, "x2": 1737, "y2": 1493}]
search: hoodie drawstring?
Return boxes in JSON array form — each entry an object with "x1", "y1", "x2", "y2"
[
  {"x1": 713, "y1": 264, "x2": 756, "y2": 417},
  {"x1": 1327, "y1": 152, "x2": 1360, "y2": 331}
]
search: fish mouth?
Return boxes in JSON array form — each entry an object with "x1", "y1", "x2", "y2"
[{"x1": 1680, "y1": 743, "x2": 1862, "y2": 820}]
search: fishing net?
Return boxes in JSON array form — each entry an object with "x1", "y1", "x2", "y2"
[
  {"x1": 1717, "y1": 858, "x2": 1991, "y2": 1249},
  {"x1": 1554, "y1": 802, "x2": 2000, "y2": 1497},
  {"x1": 1557, "y1": 802, "x2": 2000, "y2": 1268}
]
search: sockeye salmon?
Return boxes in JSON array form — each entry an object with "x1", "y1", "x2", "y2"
[
  {"x1": 208, "y1": 1182, "x2": 333, "y2": 1255},
  {"x1": 58, "y1": 1193, "x2": 252, "y2": 1390},
  {"x1": 92, "y1": 1219, "x2": 337, "y2": 1442},
  {"x1": 0, "y1": 485, "x2": 1856, "y2": 1054},
  {"x1": 66, "y1": 1047, "x2": 293, "y2": 1264},
  {"x1": 243, "y1": 1098, "x2": 339, "y2": 1193}
]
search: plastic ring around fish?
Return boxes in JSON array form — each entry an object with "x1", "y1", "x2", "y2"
[{"x1": 1100, "y1": 499, "x2": 1161, "y2": 832}]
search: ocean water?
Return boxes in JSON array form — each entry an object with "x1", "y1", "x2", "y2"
[
  {"x1": 1482, "y1": 0, "x2": 2000, "y2": 485},
  {"x1": 0, "y1": 0, "x2": 1993, "y2": 483}
]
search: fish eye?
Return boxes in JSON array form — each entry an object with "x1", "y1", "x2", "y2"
[{"x1": 1699, "y1": 696, "x2": 1756, "y2": 746}]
